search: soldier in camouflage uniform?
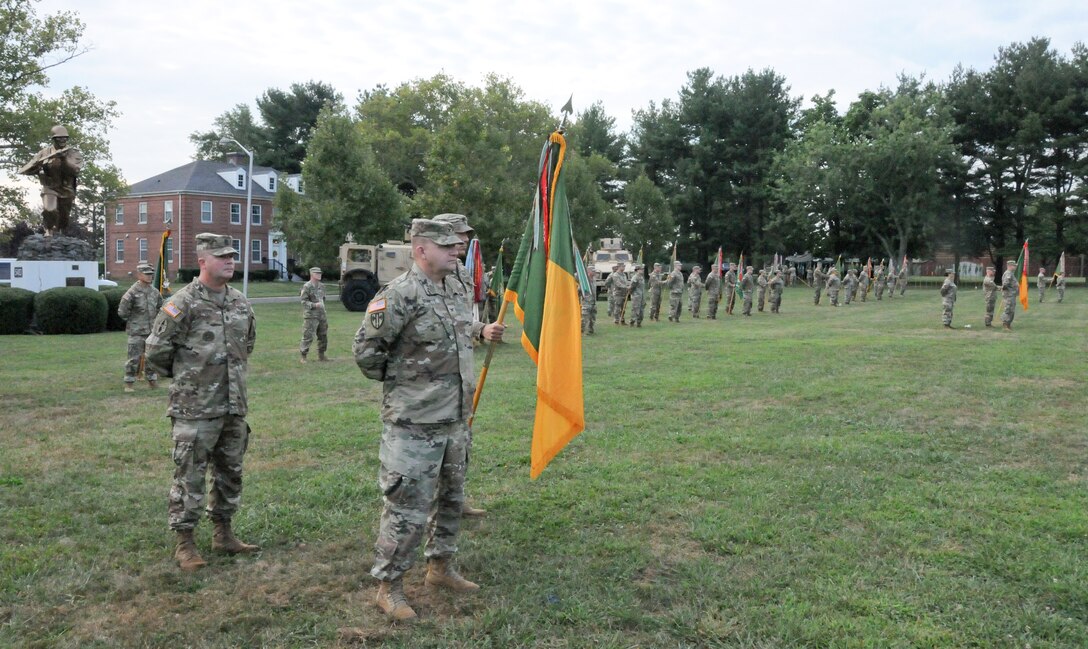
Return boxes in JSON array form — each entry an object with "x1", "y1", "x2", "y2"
[
  {"x1": 858, "y1": 268, "x2": 870, "y2": 302},
  {"x1": 582, "y1": 268, "x2": 597, "y2": 334},
  {"x1": 605, "y1": 263, "x2": 620, "y2": 320},
  {"x1": 843, "y1": 268, "x2": 858, "y2": 305},
  {"x1": 628, "y1": 263, "x2": 646, "y2": 327},
  {"x1": 787, "y1": 265, "x2": 796, "y2": 287},
  {"x1": 1000, "y1": 260, "x2": 1018, "y2": 330},
  {"x1": 666, "y1": 261, "x2": 684, "y2": 322},
  {"x1": 897, "y1": 265, "x2": 908, "y2": 296},
  {"x1": 874, "y1": 264, "x2": 886, "y2": 300},
  {"x1": 756, "y1": 269, "x2": 768, "y2": 312},
  {"x1": 299, "y1": 267, "x2": 329, "y2": 363},
  {"x1": 940, "y1": 269, "x2": 957, "y2": 328},
  {"x1": 826, "y1": 268, "x2": 842, "y2": 306},
  {"x1": 982, "y1": 266, "x2": 998, "y2": 326},
  {"x1": 769, "y1": 269, "x2": 785, "y2": 313},
  {"x1": 648, "y1": 262, "x2": 665, "y2": 321},
  {"x1": 704, "y1": 267, "x2": 722, "y2": 319},
  {"x1": 740, "y1": 266, "x2": 755, "y2": 316},
  {"x1": 605, "y1": 262, "x2": 630, "y2": 325},
  {"x1": 1055, "y1": 272, "x2": 1066, "y2": 303},
  {"x1": 118, "y1": 263, "x2": 162, "y2": 392},
  {"x1": 1036, "y1": 268, "x2": 1047, "y2": 303},
  {"x1": 687, "y1": 265, "x2": 705, "y2": 318},
  {"x1": 354, "y1": 219, "x2": 505, "y2": 621},
  {"x1": 145, "y1": 233, "x2": 259, "y2": 572},
  {"x1": 812, "y1": 264, "x2": 827, "y2": 305},
  {"x1": 723, "y1": 263, "x2": 738, "y2": 314}
]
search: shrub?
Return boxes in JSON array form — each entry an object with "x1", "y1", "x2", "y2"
[
  {"x1": 0, "y1": 287, "x2": 35, "y2": 335},
  {"x1": 34, "y1": 287, "x2": 108, "y2": 335},
  {"x1": 102, "y1": 287, "x2": 128, "y2": 331},
  {"x1": 176, "y1": 268, "x2": 199, "y2": 283}
]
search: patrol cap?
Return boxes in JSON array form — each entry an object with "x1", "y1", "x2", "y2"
[
  {"x1": 693, "y1": 264, "x2": 702, "y2": 271},
  {"x1": 409, "y1": 218, "x2": 462, "y2": 246},
  {"x1": 432, "y1": 213, "x2": 474, "y2": 236},
  {"x1": 634, "y1": 263, "x2": 644, "y2": 270},
  {"x1": 309, "y1": 267, "x2": 322, "y2": 275},
  {"x1": 1007, "y1": 260, "x2": 1017, "y2": 266},
  {"x1": 195, "y1": 233, "x2": 237, "y2": 257},
  {"x1": 653, "y1": 262, "x2": 662, "y2": 268},
  {"x1": 986, "y1": 266, "x2": 995, "y2": 271},
  {"x1": 136, "y1": 263, "x2": 154, "y2": 275}
]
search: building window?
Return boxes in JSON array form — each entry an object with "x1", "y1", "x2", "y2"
[
  {"x1": 164, "y1": 200, "x2": 173, "y2": 223},
  {"x1": 251, "y1": 204, "x2": 262, "y2": 226},
  {"x1": 232, "y1": 238, "x2": 241, "y2": 262},
  {"x1": 230, "y1": 203, "x2": 241, "y2": 224},
  {"x1": 138, "y1": 202, "x2": 148, "y2": 224},
  {"x1": 164, "y1": 237, "x2": 173, "y2": 264},
  {"x1": 251, "y1": 239, "x2": 262, "y2": 263},
  {"x1": 139, "y1": 238, "x2": 148, "y2": 262},
  {"x1": 114, "y1": 205, "x2": 123, "y2": 224},
  {"x1": 268, "y1": 176, "x2": 275, "y2": 192},
  {"x1": 201, "y1": 200, "x2": 213, "y2": 223},
  {"x1": 115, "y1": 239, "x2": 124, "y2": 263},
  {"x1": 237, "y1": 172, "x2": 244, "y2": 188}
]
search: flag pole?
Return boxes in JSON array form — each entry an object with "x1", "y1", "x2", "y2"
[{"x1": 469, "y1": 296, "x2": 510, "y2": 428}]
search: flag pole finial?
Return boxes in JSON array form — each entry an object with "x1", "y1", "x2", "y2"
[{"x1": 558, "y1": 95, "x2": 574, "y2": 132}]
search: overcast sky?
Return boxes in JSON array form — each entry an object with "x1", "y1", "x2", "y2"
[{"x1": 36, "y1": 0, "x2": 1088, "y2": 185}]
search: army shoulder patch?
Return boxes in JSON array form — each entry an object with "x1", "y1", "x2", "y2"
[
  {"x1": 163, "y1": 303, "x2": 182, "y2": 318},
  {"x1": 367, "y1": 298, "x2": 386, "y2": 313}
]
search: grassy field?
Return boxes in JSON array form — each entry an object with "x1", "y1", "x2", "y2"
[{"x1": 1, "y1": 284, "x2": 1085, "y2": 648}]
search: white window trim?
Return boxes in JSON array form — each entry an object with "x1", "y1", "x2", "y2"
[
  {"x1": 201, "y1": 200, "x2": 213, "y2": 224},
  {"x1": 139, "y1": 238, "x2": 148, "y2": 262},
  {"x1": 230, "y1": 203, "x2": 241, "y2": 225},
  {"x1": 232, "y1": 238, "x2": 241, "y2": 262},
  {"x1": 114, "y1": 205, "x2": 124, "y2": 225},
  {"x1": 164, "y1": 200, "x2": 173, "y2": 224},
  {"x1": 250, "y1": 239, "x2": 262, "y2": 263},
  {"x1": 251, "y1": 204, "x2": 262, "y2": 226},
  {"x1": 138, "y1": 202, "x2": 148, "y2": 224},
  {"x1": 115, "y1": 239, "x2": 124, "y2": 263}
]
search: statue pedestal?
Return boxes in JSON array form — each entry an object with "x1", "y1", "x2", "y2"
[{"x1": 17, "y1": 234, "x2": 95, "y2": 262}]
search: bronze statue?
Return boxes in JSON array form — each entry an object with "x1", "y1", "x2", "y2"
[{"x1": 19, "y1": 125, "x2": 83, "y2": 236}]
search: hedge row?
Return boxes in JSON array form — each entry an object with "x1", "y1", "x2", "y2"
[
  {"x1": 175, "y1": 268, "x2": 285, "y2": 283},
  {"x1": 0, "y1": 287, "x2": 35, "y2": 335},
  {"x1": 0, "y1": 286, "x2": 112, "y2": 335}
]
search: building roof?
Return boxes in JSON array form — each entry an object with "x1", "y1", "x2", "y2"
[{"x1": 127, "y1": 160, "x2": 279, "y2": 198}]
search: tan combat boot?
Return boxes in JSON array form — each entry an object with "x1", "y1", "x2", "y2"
[
  {"x1": 425, "y1": 557, "x2": 479, "y2": 592},
  {"x1": 124, "y1": 382, "x2": 135, "y2": 393},
  {"x1": 174, "y1": 529, "x2": 207, "y2": 571},
  {"x1": 211, "y1": 520, "x2": 260, "y2": 554},
  {"x1": 462, "y1": 502, "x2": 487, "y2": 518},
  {"x1": 300, "y1": 352, "x2": 307, "y2": 364},
  {"x1": 375, "y1": 579, "x2": 417, "y2": 620},
  {"x1": 148, "y1": 380, "x2": 157, "y2": 388}
]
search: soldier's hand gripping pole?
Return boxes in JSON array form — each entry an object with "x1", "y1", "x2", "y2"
[{"x1": 469, "y1": 295, "x2": 510, "y2": 428}]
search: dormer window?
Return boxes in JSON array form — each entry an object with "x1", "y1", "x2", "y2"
[
  {"x1": 268, "y1": 176, "x2": 275, "y2": 191},
  {"x1": 237, "y1": 172, "x2": 245, "y2": 188}
]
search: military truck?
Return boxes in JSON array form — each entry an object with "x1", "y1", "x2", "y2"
[
  {"x1": 337, "y1": 235, "x2": 414, "y2": 311},
  {"x1": 590, "y1": 238, "x2": 636, "y2": 295}
]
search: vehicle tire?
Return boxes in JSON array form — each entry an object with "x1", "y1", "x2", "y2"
[{"x1": 341, "y1": 276, "x2": 379, "y2": 312}]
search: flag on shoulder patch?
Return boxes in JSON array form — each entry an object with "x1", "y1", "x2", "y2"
[
  {"x1": 367, "y1": 298, "x2": 386, "y2": 313},
  {"x1": 163, "y1": 303, "x2": 181, "y2": 318}
]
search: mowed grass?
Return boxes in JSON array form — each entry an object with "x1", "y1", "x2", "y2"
[{"x1": 1, "y1": 285, "x2": 1085, "y2": 648}]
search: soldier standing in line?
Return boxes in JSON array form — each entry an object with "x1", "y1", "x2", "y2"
[
  {"x1": 354, "y1": 219, "x2": 505, "y2": 621},
  {"x1": 858, "y1": 267, "x2": 870, "y2": 303},
  {"x1": 581, "y1": 268, "x2": 597, "y2": 335},
  {"x1": 813, "y1": 263, "x2": 827, "y2": 305},
  {"x1": 874, "y1": 264, "x2": 886, "y2": 301},
  {"x1": 1036, "y1": 267, "x2": 1047, "y2": 303},
  {"x1": 769, "y1": 269, "x2": 785, "y2": 313},
  {"x1": 886, "y1": 267, "x2": 897, "y2": 300},
  {"x1": 723, "y1": 263, "x2": 738, "y2": 314},
  {"x1": 940, "y1": 269, "x2": 958, "y2": 328},
  {"x1": 982, "y1": 266, "x2": 998, "y2": 327},
  {"x1": 666, "y1": 261, "x2": 685, "y2": 322},
  {"x1": 118, "y1": 263, "x2": 163, "y2": 392},
  {"x1": 687, "y1": 265, "x2": 705, "y2": 318},
  {"x1": 1055, "y1": 271, "x2": 1066, "y2": 303},
  {"x1": 299, "y1": 267, "x2": 329, "y2": 363},
  {"x1": 145, "y1": 234, "x2": 259, "y2": 572},
  {"x1": 897, "y1": 264, "x2": 908, "y2": 296},
  {"x1": 1000, "y1": 260, "x2": 1018, "y2": 331},
  {"x1": 605, "y1": 263, "x2": 620, "y2": 320},
  {"x1": 628, "y1": 263, "x2": 646, "y2": 327},
  {"x1": 843, "y1": 268, "x2": 858, "y2": 305},
  {"x1": 704, "y1": 267, "x2": 722, "y2": 319},
  {"x1": 826, "y1": 268, "x2": 842, "y2": 306},
  {"x1": 648, "y1": 262, "x2": 665, "y2": 321},
  {"x1": 740, "y1": 266, "x2": 755, "y2": 316},
  {"x1": 756, "y1": 269, "x2": 768, "y2": 312},
  {"x1": 787, "y1": 265, "x2": 796, "y2": 287},
  {"x1": 606, "y1": 262, "x2": 630, "y2": 325}
]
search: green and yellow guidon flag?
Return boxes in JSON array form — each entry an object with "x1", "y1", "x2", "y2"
[
  {"x1": 155, "y1": 229, "x2": 171, "y2": 296},
  {"x1": 504, "y1": 130, "x2": 585, "y2": 479},
  {"x1": 1015, "y1": 239, "x2": 1030, "y2": 311}
]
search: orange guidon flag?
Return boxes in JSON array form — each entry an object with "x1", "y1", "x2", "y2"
[
  {"x1": 1015, "y1": 239, "x2": 1030, "y2": 311},
  {"x1": 504, "y1": 130, "x2": 585, "y2": 478}
]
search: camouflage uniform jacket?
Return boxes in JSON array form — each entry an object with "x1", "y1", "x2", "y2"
[
  {"x1": 769, "y1": 275, "x2": 785, "y2": 297},
  {"x1": 629, "y1": 271, "x2": 646, "y2": 298},
  {"x1": 649, "y1": 271, "x2": 666, "y2": 295},
  {"x1": 757, "y1": 273, "x2": 768, "y2": 293},
  {"x1": 940, "y1": 277, "x2": 957, "y2": 303},
  {"x1": 704, "y1": 273, "x2": 721, "y2": 298},
  {"x1": 145, "y1": 279, "x2": 256, "y2": 419},
  {"x1": 118, "y1": 282, "x2": 163, "y2": 336},
  {"x1": 604, "y1": 271, "x2": 629, "y2": 296},
  {"x1": 723, "y1": 270, "x2": 738, "y2": 292},
  {"x1": 983, "y1": 275, "x2": 997, "y2": 300},
  {"x1": 687, "y1": 273, "x2": 704, "y2": 292},
  {"x1": 353, "y1": 264, "x2": 475, "y2": 425},
  {"x1": 666, "y1": 269, "x2": 684, "y2": 293},
  {"x1": 739, "y1": 273, "x2": 754, "y2": 297},
  {"x1": 1037, "y1": 273, "x2": 1047, "y2": 290},
  {"x1": 300, "y1": 280, "x2": 326, "y2": 317},
  {"x1": 844, "y1": 273, "x2": 858, "y2": 290},
  {"x1": 1001, "y1": 270, "x2": 1018, "y2": 297}
]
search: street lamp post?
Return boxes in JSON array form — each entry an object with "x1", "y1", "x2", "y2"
[{"x1": 219, "y1": 136, "x2": 253, "y2": 296}]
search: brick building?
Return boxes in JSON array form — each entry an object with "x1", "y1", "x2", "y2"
[{"x1": 105, "y1": 157, "x2": 302, "y2": 279}]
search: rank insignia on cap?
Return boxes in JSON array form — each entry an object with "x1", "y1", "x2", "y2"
[
  {"x1": 367, "y1": 298, "x2": 386, "y2": 313},
  {"x1": 163, "y1": 303, "x2": 181, "y2": 318},
  {"x1": 369, "y1": 312, "x2": 385, "y2": 329}
]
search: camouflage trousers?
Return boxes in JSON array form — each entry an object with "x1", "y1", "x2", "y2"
[
  {"x1": 860, "y1": 285, "x2": 868, "y2": 302},
  {"x1": 371, "y1": 421, "x2": 469, "y2": 582},
  {"x1": 887, "y1": 283, "x2": 896, "y2": 299},
  {"x1": 757, "y1": 288, "x2": 766, "y2": 312},
  {"x1": 581, "y1": 298, "x2": 597, "y2": 334},
  {"x1": 668, "y1": 291, "x2": 683, "y2": 321},
  {"x1": 689, "y1": 290, "x2": 703, "y2": 317},
  {"x1": 828, "y1": 288, "x2": 840, "y2": 306},
  {"x1": 707, "y1": 293, "x2": 721, "y2": 318},
  {"x1": 984, "y1": 294, "x2": 997, "y2": 326},
  {"x1": 649, "y1": 290, "x2": 662, "y2": 320},
  {"x1": 813, "y1": 286, "x2": 823, "y2": 305},
  {"x1": 612, "y1": 291, "x2": 627, "y2": 323},
  {"x1": 875, "y1": 283, "x2": 885, "y2": 300},
  {"x1": 742, "y1": 293, "x2": 753, "y2": 316},
  {"x1": 630, "y1": 295, "x2": 645, "y2": 325},
  {"x1": 844, "y1": 287, "x2": 855, "y2": 305},
  {"x1": 1057, "y1": 286, "x2": 1065, "y2": 302},
  {"x1": 770, "y1": 294, "x2": 782, "y2": 313},
  {"x1": 942, "y1": 298, "x2": 955, "y2": 326},
  {"x1": 169, "y1": 415, "x2": 250, "y2": 531},
  {"x1": 124, "y1": 334, "x2": 158, "y2": 383},
  {"x1": 300, "y1": 314, "x2": 328, "y2": 355},
  {"x1": 607, "y1": 293, "x2": 616, "y2": 318},
  {"x1": 1037, "y1": 287, "x2": 1046, "y2": 303},
  {"x1": 1001, "y1": 295, "x2": 1016, "y2": 326}
]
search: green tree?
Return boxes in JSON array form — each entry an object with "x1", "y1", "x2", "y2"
[
  {"x1": 620, "y1": 173, "x2": 674, "y2": 264},
  {"x1": 273, "y1": 108, "x2": 405, "y2": 267}
]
